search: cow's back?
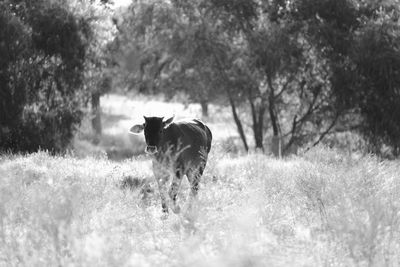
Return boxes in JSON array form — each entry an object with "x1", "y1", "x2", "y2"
[{"x1": 162, "y1": 119, "x2": 211, "y2": 164}]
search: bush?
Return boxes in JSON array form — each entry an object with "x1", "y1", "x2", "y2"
[{"x1": 0, "y1": 1, "x2": 90, "y2": 153}]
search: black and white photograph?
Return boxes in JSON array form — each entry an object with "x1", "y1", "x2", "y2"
[{"x1": 1, "y1": 0, "x2": 400, "y2": 266}]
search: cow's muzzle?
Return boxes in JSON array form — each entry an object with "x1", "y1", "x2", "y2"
[{"x1": 145, "y1": 145, "x2": 158, "y2": 154}]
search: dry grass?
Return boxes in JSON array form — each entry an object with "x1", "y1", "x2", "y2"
[
  {"x1": 1, "y1": 146, "x2": 400, "y2": 266},
  {"x1": 1, "y1": 94, "x2": 399, "y2": 266}
]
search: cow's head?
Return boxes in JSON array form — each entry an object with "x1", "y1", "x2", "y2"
[{"x1": 129, "y1": 115, "x2": 174, "y2": 154}]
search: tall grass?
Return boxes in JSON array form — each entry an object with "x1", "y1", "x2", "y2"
[{"x1": 1, "y1": 146, "x2": 399, "y2": 266}]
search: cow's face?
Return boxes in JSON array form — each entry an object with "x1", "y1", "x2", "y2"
[{"x1": 130, "y1": 116, "x2": 174, "y2": 154}]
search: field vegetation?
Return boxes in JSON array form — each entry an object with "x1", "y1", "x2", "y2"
[
  {"x1": 1, "y1": 95, "x2": 400, "y2": 267},
  {"x1": 1, "y1": 146, "x2": 400, "y2": 266}
]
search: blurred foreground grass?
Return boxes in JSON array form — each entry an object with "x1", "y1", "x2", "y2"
[{"x1": 1, "y1": 146, "x2": 400, "y2": 266}]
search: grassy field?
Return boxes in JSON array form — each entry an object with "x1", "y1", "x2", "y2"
[
  {"x1": 1, "y1": 95, "x2": 400, "y2": 266},
  {"x1": 1, "y1": 148, "x2": 400, "y2": 266}
]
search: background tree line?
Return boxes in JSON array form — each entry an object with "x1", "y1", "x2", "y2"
[
  {"x1": 113, "y1": 0, "x2": 400, "y2": 157},
  {"x1": 1, "y1": 0, "x2": 399, "y2": 158}
]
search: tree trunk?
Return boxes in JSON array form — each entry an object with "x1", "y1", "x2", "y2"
[
  {"x1": 200, "y1": 100, "x2": 209, "y2": 117},
  {"x1": 271, "y1": 135, "x2": 282, "y2": 158},
  {"x1": 267, "y1": 76, "x2": 282, "y2": 158},
  {"x1": 269, "y1": 98, "x2": 281, "y2": 158},
  {"x1": 226, "y1": 89, "x2": 249, "y2": 152},
  {"x1": 211, "y1": 52, "x2": 248, "y2": 152},
  {"x1": 256, "y1": 104, "x2": 266, "y2": 151},
  {"x1": 247, "y1": 86, "x2": 265, "y2": 151},
  {"x1": 91, "y1": 92, "x2": 102, "y2": 144}
]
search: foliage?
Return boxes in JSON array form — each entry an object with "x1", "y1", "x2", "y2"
[
  {"x1": 109, "y1": 0, "x2": 400, "y2": 156},
  {"x1": 0, "y1": 0, "x2": 92, "y2": 152},
  {"x1": 112, "y1": 0, "x2": 230, "y2": 118},
  {"x1": 351, "y1": 19, "x2": 400, "y2": 156},
  {"x1": 0, "y1": 0, "x2": 117, "y2": 152},
  {"x1": 112, "y1": 0, "x2": 340, "y2": 154},
  {"x1": 207, "y1": 0, "x2": 400, "y2": 156},
  {"x1": 75, "y1": 1, "x2": 117, "y2": 140},
  {"x1": 292, "y1": 0, "x2": 400, "y2": 156},
  {"x1": 192, "y1": 0, "x2": 340, "y2": 153}
]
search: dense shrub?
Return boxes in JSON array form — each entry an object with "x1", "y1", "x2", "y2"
[{"x1": 0, "y1": 0, "x2": 90, "y2": 153}]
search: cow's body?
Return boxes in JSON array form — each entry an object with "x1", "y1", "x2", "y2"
[{"x1": 130, "y1": 116, "x2": 212, "y2": 214}]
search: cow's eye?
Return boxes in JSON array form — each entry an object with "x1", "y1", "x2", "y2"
[{"x1": 159, "y1": 130, "x2": 162, "y2": 134}]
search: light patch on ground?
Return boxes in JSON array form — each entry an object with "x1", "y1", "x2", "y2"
[
  {"x1": 75, "y1": 94, "x2": 242, "y2": 159},
  {"x1": 112, "y1": 0, "x2": 132, "y2": 7},
  {"x1": 100, "y1": 94, "x2": 239, "y2": 141}
]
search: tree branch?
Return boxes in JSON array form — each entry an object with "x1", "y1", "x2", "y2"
[
  {"x1": 212, "y1": 50, "x2": 249, "y2": 152},
  {"x1": 274, "y1": 75, "x2": 295, "y2": 100},
  {"x1": 305, "y1": 113, "x2": 340, "y2": 152}
]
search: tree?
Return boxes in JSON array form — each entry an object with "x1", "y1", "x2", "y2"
[
  {"x1": 212, "y1": 0, "x2": 400, "y2": 156},
  {"x1": 348, "y1": 17, "x2": 400, "y2": 156},
  {"x1": 112, "y1": 0, "x2": 338, "y2": 154},
  {"x1": 293, "y1": 0, "x2": 400, "y2": 156},
  {"x1": 206, "y1": 0, "x2": 339, "y2": 155},
  {"x1": 73, "y1": 1, "x2": 116, "y2": 143},
  {"x1": 112, "y1": 0, "x2": 227, "y2": 117},
  {"x1": 113, "y1": 0, "x2": 400, "y2": 157},
  {"x1": 0, "y1": 0, "x2": 92, "y2": 152}
]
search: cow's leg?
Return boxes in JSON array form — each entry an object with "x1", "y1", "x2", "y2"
[
  {"x1": 153, "y1": 161, "x2": 170, "y2": 214},
  {"x1": 157, "y1": 176, "x2": 169, "y2": 214},
  {"x1": 192, "y1": 167, "x2": 203, "y2": 197},
  {"x1": 184, "y1": 165, "x2": 203, "y2": 214},
  {"x1": 168, "y1": 168, "x2": 183, "y2": 214},
  {"x1": 187, "y1": 164, "x2": 204, "y2": 198}
]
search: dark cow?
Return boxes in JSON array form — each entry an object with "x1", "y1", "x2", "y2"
[{"x1": 130, "y1": 116, "x2": 212, "y2": 214}]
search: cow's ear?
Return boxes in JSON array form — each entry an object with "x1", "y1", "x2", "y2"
[
  {"x1": 129, "y1": 124, "x2": 144, "y2": 135},
  {"x1": 163, "y1": 115, "x2": 174, "y2": 127}
]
